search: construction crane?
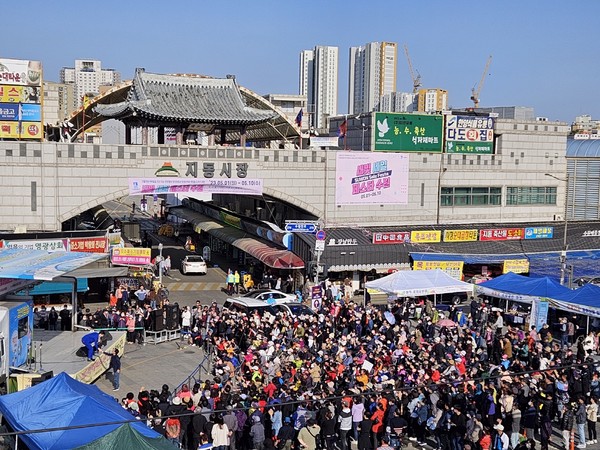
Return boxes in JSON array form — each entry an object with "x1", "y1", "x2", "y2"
[
  {"x1": 470, "y1": 55, "x2": 493, "y2": 108},
  {"x1": 403, "y1": 44, "x2": 421, "y2": 94}
]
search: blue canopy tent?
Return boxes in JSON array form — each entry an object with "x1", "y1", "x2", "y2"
[
  {"x1": 0, "y1": 372, "x2": 167, "y2": 450},
  {"x1": 476, "y1": 272, "x2": 573, "y2": 304}
]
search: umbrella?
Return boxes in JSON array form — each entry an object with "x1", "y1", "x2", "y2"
[
  {"x1": 436, "y1": 318, "x2": 457, "y2": 328},
  {"x1": 384, "y1": 311, "x2": 396, "y2": 325}
]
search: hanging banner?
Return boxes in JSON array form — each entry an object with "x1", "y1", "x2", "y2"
[
  {"x1": 410, "y1": 230, "x2": 441, "y2": 243},
  {"x1": 129, "y1": 177, "x2": 263, "y2": 196},
  {"x1": 413, "y1": 260, "x2": 464, "y2": 279},
  {"x1": 503, "y1": 259, "x2": 530, "y2": 274},
  {"x1": 111, "y1": 247, "x2": 151, "y2": 266},
  {"x1": 335, "y1": 152, "x2": 409, "y2": 205},
  {"x1": 443, "y1": 229, "x2": 478, "y2": 242}
]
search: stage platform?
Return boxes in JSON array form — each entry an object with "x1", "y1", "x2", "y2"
[{"x1": 26, "y1": 329, "x2": 126, "y2": 381}]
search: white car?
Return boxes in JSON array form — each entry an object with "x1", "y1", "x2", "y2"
[
  {"x1": 180, "y1": 255, "x2": 207, "y2": 275},
  {"x1": 241, "y1": 289, "x2": 298, "y2": 304}
]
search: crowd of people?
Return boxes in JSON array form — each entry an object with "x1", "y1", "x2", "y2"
[{"x1": 104, "y1": 287, "x2": 600, "y2": 450}]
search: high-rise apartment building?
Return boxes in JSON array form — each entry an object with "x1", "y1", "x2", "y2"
[
  {"x1": 348, "y1": 42, "x2": 397, "y2": 114},
  {"x1": 60, "y1": 59, "x2": 121, "y2": 107},
  {"x1": 416, "y1": 88, "x2": 448, "y2": 113},
  {"x1": 299, "y1": 46, "x2": 338, "y2": 129}
]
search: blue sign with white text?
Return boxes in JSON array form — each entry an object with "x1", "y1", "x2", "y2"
[{"x1": 525, "y1": 227, "x2": 554, "y2": 239}]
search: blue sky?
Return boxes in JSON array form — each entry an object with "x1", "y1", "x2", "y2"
[{"x1": 7, "y1": 0, "x2": 599, "y2": 122}]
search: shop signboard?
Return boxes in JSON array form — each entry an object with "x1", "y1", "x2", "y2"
[
  {"x1": 503, "y1": 259, "x2": 530, "y2": 274},
  {"x1": 479, "y1": 228, "x2": 524, "y2": 241},
  {"x1": 335, "y1": 152, "x2": 409, "y2": 205},
  {"x1": 410, "y1": 230, "x2": 441, "y2": 243},
  {"x1": 524, "y1": 227, "x2": 554, "y2": 239},
  {"x1": 445, "y1": 114, "x2": 494, "y2": 154},
  {"x1": 443, "y1": 229, "x2": 478, "y2": 242},
  {"x1": 68, "y1": 237, "x2": 108, "y2": 253},
  {"x1": 3, "y1": 239, "x2": 67, "y2": 252},
  {"x1": 372, "y1": 231, "x2": 410, "y2": 244},
  {"x1": 413, "y1": 260, "x2": 464, "y2": 279},
  {"x1": 111, "y1": 247, "x2": 151, "y2": 266},
  {"x1": 373, "y1": 113, "x2": 443, "y2": 152}
]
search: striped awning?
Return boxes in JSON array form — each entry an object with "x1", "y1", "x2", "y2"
[{"x1": 170, "y1": 207, "x2": 304, "y2": 269}]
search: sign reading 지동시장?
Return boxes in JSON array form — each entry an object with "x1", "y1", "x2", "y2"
[
  {"x1": 445, "y1": 114, "x2": 495, "y2": 154},
  {"x1": 373, "y1": 113, "x2": 443, "y2": 152}
]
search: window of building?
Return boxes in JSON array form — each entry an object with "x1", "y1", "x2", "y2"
[
  {"x1": 506, "y1": 186, "x2": 557, "y2": 205},
  {"x1": 440, "y1": 187, "x2": 501, "y2": 207}
]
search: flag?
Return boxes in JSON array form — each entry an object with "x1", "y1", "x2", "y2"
[
  {"x1": 338, "y1": 119, "x2": 347, "y2": 138},
  {"x1": 295, "y1": 108, "x2": 303, "y2": 127}
]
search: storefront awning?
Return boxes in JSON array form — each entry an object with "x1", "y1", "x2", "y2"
[{"x1": 170, "y1": 207, "x2": 304, "y2": 269}]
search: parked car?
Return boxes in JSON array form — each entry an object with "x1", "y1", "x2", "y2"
[
  {"x1": 240, "y1": 289, "x2": 298, "y2": 304},
  {"x1": 180, "y1": 255, "x2": 207, "y2": 275},
  {"x1": 222, "y1": 297, "x2": 277, "y2": 315}
]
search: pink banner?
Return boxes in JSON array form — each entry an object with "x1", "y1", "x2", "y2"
[{"x1": 335, "y1": 152, "x2": 409, "y2": 205}]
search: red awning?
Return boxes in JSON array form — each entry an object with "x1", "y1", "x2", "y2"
[{"x1": 169, "y1": 207, "x2": 304, "y2": 269}]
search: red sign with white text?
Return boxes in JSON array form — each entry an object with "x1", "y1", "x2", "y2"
[
  {"x1": 479, "y1": 228, "x2": 524, "y2": 241},
  {"x1": 69, "y1": 237, "x2": 108, "y2": 253},
  {"x1": 372, "y1": 231, "x2": 410, "y2": 244}
]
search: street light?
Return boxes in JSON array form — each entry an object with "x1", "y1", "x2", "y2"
[
  {"x1": 158, "y1": 242, "x2": 164, "y2": 287},
  {"x1": 545, "y1": 173, "x2": 569, "y2": 285}
]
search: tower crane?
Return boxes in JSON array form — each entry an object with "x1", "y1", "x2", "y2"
[
  {"x1": 470, "y1": 55, "x2": 492, "y2": 108},
  {"x1": 403, "y1": 44, "x2": 421, "y2": 94}
]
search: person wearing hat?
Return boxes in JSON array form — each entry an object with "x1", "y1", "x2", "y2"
[
  {"x1": 250, "y1": 415, "x2": 265, "y2": 449},
  {"x1": 277, "y1": 417, "x2": 294, "y2": 450},
  {"x1": 493, "y1": 424, "x2": 510, "y2": 450}
]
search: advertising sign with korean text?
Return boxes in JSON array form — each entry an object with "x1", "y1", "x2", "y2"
[
  {"x1": 413, "y1": 260, "x2": 464, "y2": 279},
  {"x1": 111, "y1": 247, "x2": 151, "y2": 266},
  {"x1": 372, "y1": 231, "x2": 410, "y2": 244},
  {"x1": 524, "y1": 227, "x2": 554, "y2": 239},
  {"x1": 443, "y1": 229, "x2": 478, "y2": 242},
  {"x1": 373, "y1": 113, "x2": 443, "y2": 152},
  {"x1": 479, "y1": 228, "x2": 525, "y2": 241},
  {"x1": 68, "y1": 237, "x2": 108, "y2": 253},
  {"x1": 445, "y1": 115, "x2": 494, "y2": 154},
  {"x1": 335, "y1": 152, "x2": 409, "y2": 205},
  {"x1": 129, "y1": 177, "x2": 263, "y2": 196},
  {"x1": 0, "y1": 59, "x2": 42, "y2": 87},
  {"x1": 0, "y1": 85, "x2": 41, "y2": 104},
  {"x1": 503, "y1": 259, "x2": 530, "y2": 274},
  {"x1": 410, "y1": 230, "x2": 442, "y2": 243}
]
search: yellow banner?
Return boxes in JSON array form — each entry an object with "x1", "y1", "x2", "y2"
[
  {"x1": 503, "y1": 259, "x2": 530, "y2": 274},
  {"x1": 443, "y1": 229, "x2": 478, "y2": 242},
  {"x1": 0, "y1": 85, "x2": 41, "y2": 103},
  {"x1": 410, "y1": 230, "x2": 441, "y2": 243},
  {"x1": 0, "y1": 121, "x2": 42, "y2": 139},
  {"x1": 413, "y1": 260, "x2": 464, "y2": 279},
  {"x1": 75, "y1": 333, "x2": 126, "y2": 384}
]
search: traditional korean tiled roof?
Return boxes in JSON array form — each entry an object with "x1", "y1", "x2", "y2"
[{"x1": 94, "y1": 69, "x2": 276, "y2": 125}]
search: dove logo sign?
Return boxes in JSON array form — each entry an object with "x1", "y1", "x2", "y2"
[
  {"x1": 377, "y1": 118, "x2": 390, "y2": 137},
  {"x1": 373, "y1": 112, "x2": 443, "y2": 152}
]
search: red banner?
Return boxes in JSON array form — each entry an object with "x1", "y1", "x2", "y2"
[
  {"x1": 372, "y1": 231, "x2": 410, "y2": 244},
  {"x1": 69, "y1": 237, "x2": 108, "y2": 253},
  {"x1": 479, "y1": 228, "x2": 524, "y2": 241}
]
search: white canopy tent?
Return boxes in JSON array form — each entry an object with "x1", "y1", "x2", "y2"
[{"x1": 365, "y1": 269, "x2": 474, "y2": 304}]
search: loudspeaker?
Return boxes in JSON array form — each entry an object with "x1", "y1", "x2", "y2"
[
  {"x1": 152, "y1": 308, "x2": 165, "y2": 332},
  {"x1": 165, "y1": 304, "x2": 180, "y2": 330},
  {"x1": 32, "y1": 371, "x2": 54, "y2": 386}
]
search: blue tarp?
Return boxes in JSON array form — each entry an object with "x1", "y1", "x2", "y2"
[
  {"x1": 477, "y1": 272, "x2": 573, "y2": 299},
  {"x1": 0, "y1": 372, "x2": 161, "y2": 450}
]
